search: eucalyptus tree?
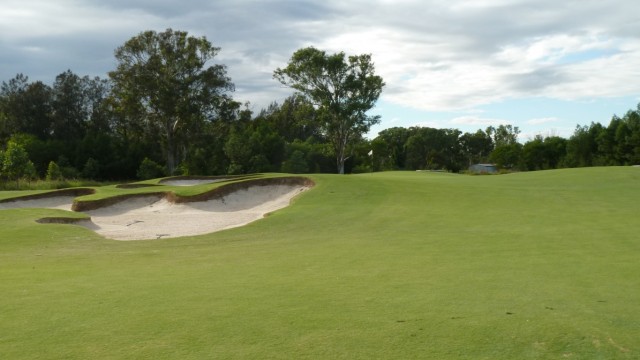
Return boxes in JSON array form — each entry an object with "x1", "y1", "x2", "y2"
[
  {"x1": 460, "y1": 129, "x2": 494, "y2": 166},
  {"x1": 405, "y1": 127, "x2": 463, "y2": 171},
  {"x1": 372, "y1": 127, "x2": 411, "y2": 170},
  {"x1": 109, "y1": 28, "x2": 234, "y2": 174},
  {"x1": 257, "y1": 95, "x2": 322, "y2": 143},
  {"x1": 487, "y1": 124, "x2": 520, "y2": 147},
  {"x1": 274, "y1": 47, "x2": 384, "y2": 174}
]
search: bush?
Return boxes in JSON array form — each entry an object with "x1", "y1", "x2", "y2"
[
  {"x1": 46, "y1": 161, "x2": 63, "y2": 181},
  {"x1": 227, "y1": 163, "x2": 244, "y2": 175},
  {"x1": 351, "y1": 164, "x2": 372, "y2": 174},
  {"x1": 82, "y1": 158, "x2": 101, "y2": 179},
  {"x1": 249, "y1": 154, "x2": 271, "y2": 173},
  {"x1": 136, "y1": 158, "x2": 166, "y2": 180},
  {"x1": 281, "y1": 150, "x2": 309, "y2": 174},
  {"x1": 2, "y1": 140, "x2": 34, "y2": 186},
  {"x1": 0, "y1": 149, "x2": 4, "y2": 181}
]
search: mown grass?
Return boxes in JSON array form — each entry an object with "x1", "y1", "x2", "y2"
[{"x1": 1, "y1": 168, "x2": 639, "y2": 359}]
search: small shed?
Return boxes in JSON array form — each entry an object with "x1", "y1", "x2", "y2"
[{"x1": 469, "y1": 163, "x2": 498, "y2": 174}]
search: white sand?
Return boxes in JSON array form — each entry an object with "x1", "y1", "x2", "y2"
[
  {"x1": 2, "y1": 184, "x2": 309, "y2": 240},
  {"x1": 0, "y1": 196, "x2": 75, "y2": 211},
  {"x1": 85, "y1": 184, "x2": 309, "y2": 240}
]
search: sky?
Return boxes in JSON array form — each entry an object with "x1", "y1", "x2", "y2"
[{"x1": 1, "y1": 0, "x2": 640, "y2": 141}]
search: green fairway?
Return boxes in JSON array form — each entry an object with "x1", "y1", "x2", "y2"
[{"x1": 1, "y1": 168, "x2": 639, "y2": 359}]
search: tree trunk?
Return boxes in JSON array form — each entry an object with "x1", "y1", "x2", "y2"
[
  {"x1": 166, "y1": 125, "x2": 176, "y2": 175},
  {"x1": 167, "y1": 149, "x2": 176, "y2": 175}
]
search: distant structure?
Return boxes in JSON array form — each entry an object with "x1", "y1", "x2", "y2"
[{"x1": 469, "y1": 163, "x2": 498, "y2": 174}]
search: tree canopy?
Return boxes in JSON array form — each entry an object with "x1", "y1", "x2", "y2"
[
  {"x1": 109, "y1": 28, "x2": 234, "y2": 174},
  {"x1": 274, "y1": 47, "x2": 384, "y2": 174}
]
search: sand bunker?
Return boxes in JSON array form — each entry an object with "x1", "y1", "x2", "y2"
[
  {"x1": 83, "y1": 184, "x2": 308, "y2": 240},
  {"x1": 0, "y1": 180, "x2": 310, "y2": 241}
]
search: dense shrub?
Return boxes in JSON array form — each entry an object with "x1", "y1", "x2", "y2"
[
  {"x1": 281, "y1": 150, "x2": 308, "y2": 174},
  {"x1": 136, "y1": 158, "x2": 166, "y2": 180},
  {"x1": 46, "y1": 161, "x2": 63, "y2": 181}
]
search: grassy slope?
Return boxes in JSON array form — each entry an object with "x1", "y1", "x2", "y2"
[{"x1": 1, "y1": 168, "x2": 639, "y2": 359}]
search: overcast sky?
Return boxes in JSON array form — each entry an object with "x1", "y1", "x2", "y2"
[{"x1": 2, "y1": 0, "x2": 639, "y2": 139}]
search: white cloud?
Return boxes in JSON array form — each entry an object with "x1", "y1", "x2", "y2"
[
  {"x1": 312, "y1": 0, "x2": 640, "y2": 112},
  {"x1": 1, "y1": 0, "x2": 640, "y2": 116},
  {"x1": 410, "y1": 120, "x2": 444, "y2": 129},
  {"x1": 450, "y1": 116, "x2": 510, "y2": 126}
]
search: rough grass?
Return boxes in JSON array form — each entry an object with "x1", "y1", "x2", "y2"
[
  {"x1": 1, "y1": 168, "x2": 639, "y2": 359},
  {"x1": 0, "y1": 179, "x2": 114, "y2": 191}
]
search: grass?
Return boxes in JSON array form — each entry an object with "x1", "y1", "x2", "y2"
[
  {"x1": 0, "y1": 179, "x2": 116, "y2": 191},
  {"x1": 1, "y1": 168, "x2": 639, "y2": 359}
]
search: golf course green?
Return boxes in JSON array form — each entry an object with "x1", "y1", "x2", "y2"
[{"x1": 1, "y1": 167, "x2": 639, "y2": 359}]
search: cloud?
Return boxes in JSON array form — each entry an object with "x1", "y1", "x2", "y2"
[
  {"x1": 1, "y1": 0, "x2": 640, "y2": 114},
  {"x1": 410, "y1": 120, "x2": 445, "y2": 129},
  {"x1": 450, "y1": 116, "x2": 510, "y2": 126},
  {"x1": 317, "y1": 0, "x2": 640, "y2": 111}
]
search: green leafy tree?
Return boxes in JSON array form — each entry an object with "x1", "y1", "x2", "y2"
[
  {"x1": 109, "y1": 28, "x2": 234, "y2": 174},
  {"x1": 541, "y1": 136, "x2": 568, "y2": 169},
  {"x1": 2, "y1": 140, "x2": 35, "y2": 187},
  {"x1": 460, "y1": 129, "x2": 494, "y2": 166},
  {"x1": 405, "y1": 127, "x2": 463, "y2": 171},
  {"x1": 136, "y1": 157, "x2": 166, "y2": 180},
  {"x1": 281, "y1": 150, "x2": 309, "y2": 174},
  {"x1": 487, "y1": 125, "x2": 523, "y2": 170},
  {"x1": 282, "y1": 138, "x2": 333, "y2": 173},
  {"x1": 490, "y1": 143, "x2": 523, "y2": 170},
  {"x1": 224, "y1": 127, "x2": 253, "y2": 174},
  {"x1": 0, "y1": 148, "x2": 4, "y2": 180},
  {"x1": 521, "y1": 136, "x2": 547, "y2": 171},
  {"x1": 81, "y1": 157, "x2": 101, "y2": 179},
  {"x1": 274, "y1": 47, "x2": 385, "y2": 174},
  {"x1": 486, "y1": 124, "x2": 520, "y2": 147},
  {"x1": 257, "y1": 95, "x2": 322, "y2": 143},
  {"x1": 0, "y1": 74, "x2": 53, "y2": 140},
  {"x1": 565, "y1": 123, "x2": 601, "y2": 167},
  {"x1": 371, "y1": 127, "x2": 411, "y2": 170},
  {"x1": 46, "y1": 161, "x2": 63, "y2": 181},
  {"x1": 50, "y1": 70, "x2": 88, "y2": 141},
  {"x1": 23, "y1": 161, "x2": 37, "y2": 185}
]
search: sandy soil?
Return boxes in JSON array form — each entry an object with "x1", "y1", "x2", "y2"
[{"x1": 1, "y1": 184, "x2": 309, "y2": 241}]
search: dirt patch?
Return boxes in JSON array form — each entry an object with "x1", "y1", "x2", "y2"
[{"x1": 36, "y1": 217, "x2": 91, "y2": 225}]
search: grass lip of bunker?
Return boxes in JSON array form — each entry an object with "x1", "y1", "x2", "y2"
[{"x1": 157, "y1": 174, "x2": 258, "y2": 187}]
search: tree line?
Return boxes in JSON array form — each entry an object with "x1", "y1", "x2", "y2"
[
  {"x1": 1, "y1": 28, "x2": 639, "y2": 185},
  {"x1": 370, "y1": 109, "x2": 640, "y2": 173},
  {"x1": 0, "y1": 29, "x2": 386, "y2": 184}
]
